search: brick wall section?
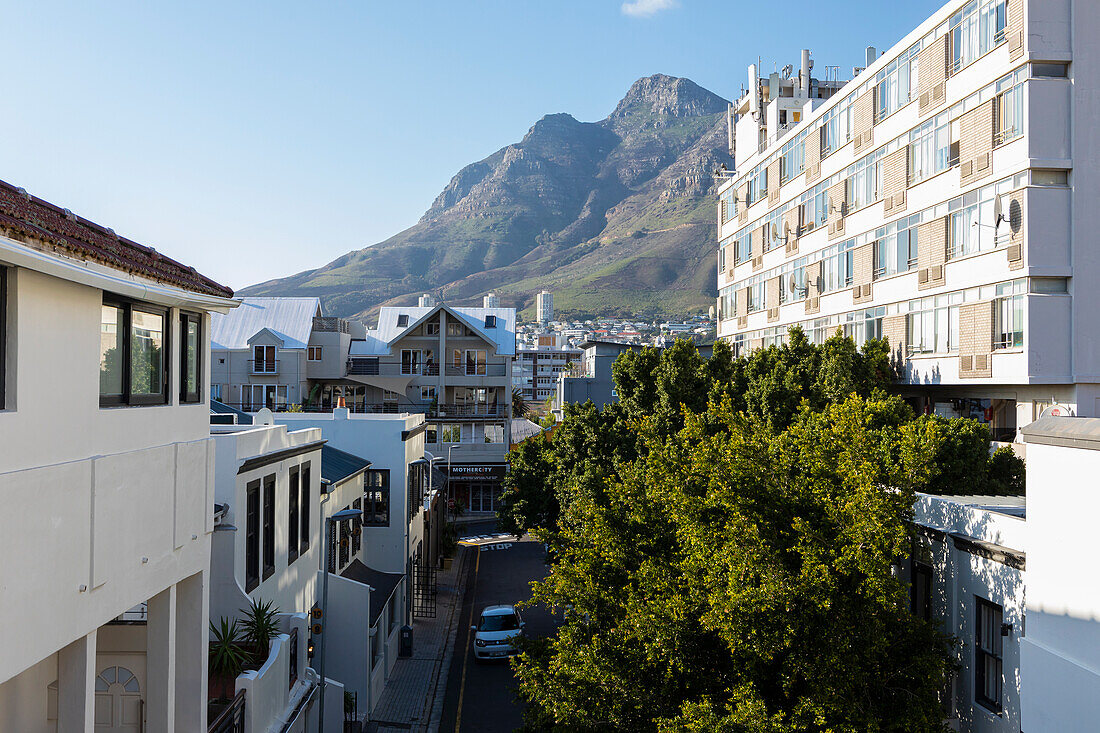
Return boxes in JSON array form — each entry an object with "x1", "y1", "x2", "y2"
[
  {"x1": 959, "y1": 99, "x2": 996, "y2": 186},
  {"x1": 917, "y1": 216, "x2": 948, "y2": 290},
  {"x1": 827, "y1": 180, "x2": 848, "y2": 239},
  {"x1": 1006, "y1": 190, "x2": 1025, "y2": 270},
  {"x1": 804, "y1": 260, "x2": 823, "y2": 315},
  {"x1": 766, "y1": 277, "x2": 781, "y2": 321},
  {"x1": 783, "y1": 206, "x2": 801, "y2": 255},
  {"x1": 959, "y1": 300, "x2": 995, "y2": 379},
  {"x1": 882, "y1": 146, "x2": 910, "y2": 214},
  {"x1": 736, "y1": 287, "x2": 748, "y2": 317},
  {"x1": 749, "y1": 338, "x2": 764, "y2": 353},
  {"x1": 882, "y1": 314, "x2": 908, "y2": 365},
  {"x1": 917, "y1": 35, "x2": 948, "y2": 115},
  {"x1": 852, "y1": 91, "x2": 875, "y2": 154},
  {"x1": 738, "y1": 184, "x2": 749, "y2": 223},
  {"x1": 1008, "y1": 0, "x2": 1024, "y2": 61},
  {"x1": 852, "y1": 243, "x2": 874, "y2": 303},
  {"x1": 768, "y1": 159, "x2": 782, "y2": 206},
  {"x1": 805, "y1": 131, "x2": 821, "y2": 184}
]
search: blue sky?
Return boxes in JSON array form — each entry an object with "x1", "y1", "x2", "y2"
[{"x1": 0, "y1": 0, "x2": 943, "y2": 290}]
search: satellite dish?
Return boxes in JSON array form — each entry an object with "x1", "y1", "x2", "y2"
[
  {"x1": 788, "y1": 273, "x2": 798, "y2": 291},
  {"x1": 1039, "y1": 403, "x2": 1075, "y2": 419},
  {"x1": 993, "y1": 195, "x2": 1003, "y2": 227},
  {"x1": 770, "y1": 223, "x2": 779, "y2": 240},
  {"x1": 1009, "y1": 198, "x2": 1023, "y2": 234}
]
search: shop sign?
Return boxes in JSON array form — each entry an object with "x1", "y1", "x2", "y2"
[{"x1": 447, "y1": 464, "x2": 507, "y2": 479}]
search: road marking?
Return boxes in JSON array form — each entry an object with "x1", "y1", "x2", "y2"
[
  {"x1": 455, "y1": 547, "x2": 480, "y2": 732},
  {"x1": 458, "y1": 532, "x2": 516, "y2": 547},
  {"x1": 479, "y1": 542, "x2": 512, "y2": 552}
]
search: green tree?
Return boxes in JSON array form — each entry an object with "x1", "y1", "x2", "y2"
[{"x1": 515, "y1": 396, "x2": 956, "y2": 732}]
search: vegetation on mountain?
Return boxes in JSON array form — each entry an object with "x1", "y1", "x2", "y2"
[
  {"x1": 499, "y1": 329, "x2": 1025, "y2": 731},
  {"x1": 241, "y1": 75, "x2": 734, "y2": 319}
]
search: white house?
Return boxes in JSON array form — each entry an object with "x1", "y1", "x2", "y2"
[
  {"x1": 1018, "y1": 417, "x2": 1100, "y2": 730},
  {"x1": 0, "y1": 179, "x2": 237, "y2": 731}
]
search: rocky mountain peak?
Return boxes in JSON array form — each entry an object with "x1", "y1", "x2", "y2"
[{"x1": 607, "y1": 74, "x2": 727, "y2": 121}]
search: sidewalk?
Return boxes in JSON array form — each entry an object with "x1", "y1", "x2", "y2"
[{"x1": 367, "y1": 548, "x2": 471, "y2": 733}]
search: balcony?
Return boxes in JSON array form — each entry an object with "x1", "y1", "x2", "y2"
[
  {"x1": 249, "y1": 359, "x2": 279, "y2": 375},
  {"x1": 312, "y1": 316, "x2": 350, "y2": 334},
  {"x1": 220, "y1": 401, "x2": 507, "y2": 418},
  {"x1": 345, "y1": 360, "x2": 506, "y2": 378}
]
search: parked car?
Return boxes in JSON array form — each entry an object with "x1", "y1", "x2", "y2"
[{"x1": 471, "y1": 604, "x2": 525, "y2": 661}]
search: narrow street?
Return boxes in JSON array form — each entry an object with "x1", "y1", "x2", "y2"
[{"x1": 439, "y1": 521, "x2": 552, "y2": 733}]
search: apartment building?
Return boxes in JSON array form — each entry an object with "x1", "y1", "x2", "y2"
[
  {"x1": 536, "y1": 290, "x2": 553, "y2": 324},
  {"x1": 717, "y1": 0, "x2": 1087, "y2": 437},
  {"x1": 0, "y1": 180, "x2": 237, "y2": 731},
  {"x1": 210, "y1": 297, "x2": 366, "y2": 411},
  {"x1": 347, "y1": 304, "x2": 516, "y2": 513},
  {"x1": 514, "y1": 335, "x2": 582, "y2": 405},
  {"x1": 552, "y1": 340, "x2": 652, "y2": 420}
]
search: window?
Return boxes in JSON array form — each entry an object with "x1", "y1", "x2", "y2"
[
  {"x1": 252, "y1": 344, "x2": 277, "y2": 374},
  {"x1": 911, "y1": 561, "x2": 932, "y2": 620},
  {"x1": 299, "y1": 462, "x2": 311, "y2": 555},
  {"x1": 484, "y1": 315, "x2": 497, "y2": 328},
  {"x1": 211, "y1": 384, "x2": 222, "y2": 402},
  {"x1": 426, "y1": 423, "x2": 438, "y2": 443},
  {"x1": 425, "y1": 322, "x2": 440, "y2": 336},
  {"x1": 407, "y1": 463, "x2": 427, "y2": 522},
  {"x1": 338, "y1": 507, "x2": 350, "y2": 568},
  {"x1": 948, "y1": 196, "x2": 996, "y2": 259},
  {"x1": 262, "y1": 474, "x2": 276, "y2": 580},
  {"x1": 873, "y1": 214, "x2": 920, "y2": 279},
  {"x1": 908, "y1": 295, "x2": 961, "y2": 355},
  {"x1": 909, "y1": 112, "x2": 954, "y2": 184},
  {"x1": 465, "y1": 350, "x2": 487, "y2": 376},
  {"x1": 421, "y1": 386, "x2": 436, "y2": 402},
  {"x1": 950, "y1": 0, "x2": 1008, "y2": 75},
  {"x1": 447, "y1": 321, "x2": 466, "y2": 336},
  {"x1": 396, "y1": 314, "x2": 409, "y2": 328},
  {"x1": 364, "y1": 470, "x2": 390, "y2": 526},
  {"x1": 288, "y1": 466, "x2": 300, "y2": 564},
  {"x1": 875, "y1": 44, "x2": 918, "y2": 122},
  {"x1": 975, "y1": 597, "x2": 1004, "y2": 712},
  {"x1": 440, "y1": 423, "x2": 461, "y2": 443},
  {"x1": 180, "y1": 312, "x2": 202, "y2": 404},
  {"x1": 401, "y1": 349, "x2": 422, "y2": 375},
  {"x1": 100, "y1": 297, "x2": 169, "y2": 407},
  {"x1": 351, "y1": 497, "x2": 362, "y2": 555},
  {"x1": 307, "y1": 346, "x2": 323, "y2": 361},
  {"x1": 245, "y1": 479, "x2": 260, "y2": 592},
  {"x1": 242, "y1": 384, "x2": 288, "y2": 411},
  {"x1": 1032, "y1": 62, "x2": 1069, "y2": 78},
  {"x1": 718, "y1": 247, "x2": 726, "y2": 273},
  {"x1": 996, "y1": 83, "x2": 1024, "y2": 145},
  {"x1": 994, "y1": 293, "x2": 1024, "y2": 349},
  {"x1": 383, "y1": 389, "x2": 400, "y2": 405}
]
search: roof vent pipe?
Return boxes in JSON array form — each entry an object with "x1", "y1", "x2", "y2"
[{"x1": 865, "y1": 46, "x2": 877, "y2": 68}]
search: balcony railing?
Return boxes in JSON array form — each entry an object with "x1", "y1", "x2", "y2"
[
  {"x1": 209, "y1": 690, "x2": 245, "y2": 733},
  {"x1": 220, "y1": 401, "x2": 507, "y2": 418},
  {"x1": 249, "y1": 359, "x2": 279, "y2": 375},
  {"x1": 312, "y1": 316, "x2": 350, "y2": 334},
  {"x1": 345, "y1": 360, "x2": 505, "y2": 377}
]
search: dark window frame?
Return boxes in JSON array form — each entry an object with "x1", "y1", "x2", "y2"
[
  {"x1": 364, "y1": 469, "x2": 390, "y2": 526},
  {"x1": 245, "y1": 479, "x2": 260, "y2": 592},
  {"x1": 262, "y1": 474, "x2": 276, "y2": 581},
  {"x1": 299, "y1": 462, "x2": 311, "y2": 556},
  {"x1": 288, "y1": 466, "x2": 300, "y2": 564},
  {"x1": 975, "y1": 596, "x2": 1004, "y2": 713},
  {"x1": 179, "y1": 311, "x2": 203, "y2": 404},
  {"x1": 911, "y1": 560, "x2": 932, "y2": 621},
  {"x1": 100, "y1": 295, "x2": 171, "y2": 407}
]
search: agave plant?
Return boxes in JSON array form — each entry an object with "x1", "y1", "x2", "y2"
[
  {"x1": 240, "y1": 598, "x2": 282, "y2": 661},
  {"x1": 209, "y1": 618, "x2": 248, "y2": 700}
]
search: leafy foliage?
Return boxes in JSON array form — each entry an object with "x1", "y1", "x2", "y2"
[
  {"x1": 500, "y1": 329, "x2": 1021, "y2": 731},
  {"x1": 240, "y1": 598, "x2": 282, "y2": 660},
  {"x1": 208, "y1": 618, "x2": 248, "y2": 700}
]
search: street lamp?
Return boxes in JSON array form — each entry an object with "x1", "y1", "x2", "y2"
[{"x1": 318, "y1": 508, "x2": 362, "y2": 733}]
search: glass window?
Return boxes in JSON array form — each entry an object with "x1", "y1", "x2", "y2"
[
  {"x1": 245, "y1": 479, "x2": 260, "y2": 592},
  {"x1": 262, "y1": 474, "x2": 276, "y2": 580},
  {"x1": 180, "y1": 312, "x2": 201, "y2": 403},
  {"x1": 288, "y1": 466, "x2": 300, "y2": 564},
  {"x1": 975, "y1": 597, "x2": 1004, "y2": 712},
  {"x1": 100, "y1": 298, "x2": 169, "y2": 407},
  {"x1": 994, "y1": 294, "x2": 1024, "y2": 349},
  {"x1": 364, "y1": 470, "x2": 390, "y2": 526},
  {"x1": 307, "y1": 346, "x2": 323, "y2": 361},
  {"x1": 465, "y1": 349, "x2": 487, "y2": 376},
  {"x1": 299, "y1": 462, "x2": 311, "y2": 556}
]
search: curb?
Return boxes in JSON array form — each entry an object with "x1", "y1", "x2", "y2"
[{"x1": 422, "y1": 546, "x2": 473, "y2": 732}]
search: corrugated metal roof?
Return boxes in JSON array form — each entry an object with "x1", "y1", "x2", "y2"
[
  {"x1": 211, "y1": 297, "x2": 321, "y2": 350},
  {"x1": 351, "y1": 304, "x2": 516, "y2": 356},
  {"x1": 320, "y1": 444, "x2": 372, "y2": 486},
  {"x1": 339, "y1": 560, "x2": 404, "y2": 626},
  {"x1": 1021, "y1": 416, "x2": 1100, "y2": 451},
  {"x1": 210, "y1": 399, "x2": 253, "y2": 425}
]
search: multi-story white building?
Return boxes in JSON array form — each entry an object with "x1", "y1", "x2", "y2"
[
  {"x1": 513, "y1": 335, "x2": 582, "y2": 405},
  {"x1": 536, "y1": 290, "x2": 553, "y2": 324},
  {"x1": 718, "y1": 0, "x2": 1086, "y2": 437},
  {"x1": 0, "y1": 180, "x2": 237, "y2": 731},
  {"x1": 483, "y1": 292, "x2": 500, "y2": 309}
]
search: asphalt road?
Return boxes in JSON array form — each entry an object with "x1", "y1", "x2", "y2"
[{"x1": 439, "y1": 520, "x2": 552, "y2": 733}]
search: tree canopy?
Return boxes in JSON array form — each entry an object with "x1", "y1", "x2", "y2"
[{"x1": 499, "y1": 328, "x2": 1022, "y2": 731}]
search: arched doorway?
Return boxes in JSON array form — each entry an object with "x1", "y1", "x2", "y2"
[{"x1": 93, "y1": 665, "x2": 142, "y2": 732}]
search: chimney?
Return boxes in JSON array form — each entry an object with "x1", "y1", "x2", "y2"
[
  {"x1": 865, "y1": 46, "x2": 877, "y2": 68},
  {"x1": 799, "y1": 49, "x2": 811, "y2": 96}
]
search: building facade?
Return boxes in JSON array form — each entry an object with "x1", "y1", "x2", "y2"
[
  {"x1": 514, "y1": 335, "x2": 582, "y2": 405},
  {"x1": 347, "y1": 304, "x2": 515, "y2": 513},
  {"x1": 552, "y1": 340, "x2": 651, "y2": 419},
  {"x1": 536, "y1": 290, "x2": 553, "y2": 324},
  {"x1": 0, "y1": 180, "x2": 236, "y2": 732},
  {"x1": 718, "y1": 0, "x2": 1088, "y2": 435}
]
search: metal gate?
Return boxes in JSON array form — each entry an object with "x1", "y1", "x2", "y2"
[{"x1": 412, "y1": 560, "x2": 437, "y2": 618}]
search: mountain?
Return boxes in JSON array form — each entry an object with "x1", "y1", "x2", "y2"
[{"x1": 241, "y1": 74, "x2": 733, "y2": 320}]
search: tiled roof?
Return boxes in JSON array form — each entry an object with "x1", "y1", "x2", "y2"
[{"x1": 0, "y1": 179, "x2": 232, "y2": 297}]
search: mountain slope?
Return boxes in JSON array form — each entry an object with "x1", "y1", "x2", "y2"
[{"x1": 241, "y1": 74, "x2": 733, "y2": 319}]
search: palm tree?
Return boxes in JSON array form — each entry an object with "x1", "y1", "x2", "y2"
[{"x1": 512, "y1": 388, "x2": 530, "y2": 419}]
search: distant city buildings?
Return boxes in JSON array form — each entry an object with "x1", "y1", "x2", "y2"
[
  {"x1": 418, "y1": 293, "x2": 436, "y2": 307},
  {"x1": 483, "y1": 292, "x2": 500, "y2": 308}
]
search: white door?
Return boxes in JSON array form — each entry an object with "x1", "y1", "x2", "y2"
[{"x1": 94, "y1": 664, "x2": 143, "y2": 732}]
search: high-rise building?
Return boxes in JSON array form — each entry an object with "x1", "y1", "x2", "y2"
[
  {"x1": 717, "y1": 0, "x2": 1084, "y2": 440},
  {"x1": 536, "y1": 290, "x2": 554, "y2": 323},
  {"x1": 419, "y1": 293, "x2": 436, "y2": 308},
  {"x1": 484, "y1": 292, "x2": 500, "y2": 308}
]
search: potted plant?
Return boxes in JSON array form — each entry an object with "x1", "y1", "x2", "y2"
[
  {"x1": 209, "y1": 617, "x2": 247, "y2": 702},
  {"x1": 240, "y1": 598, "x2": 282, "y2": 666}
]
